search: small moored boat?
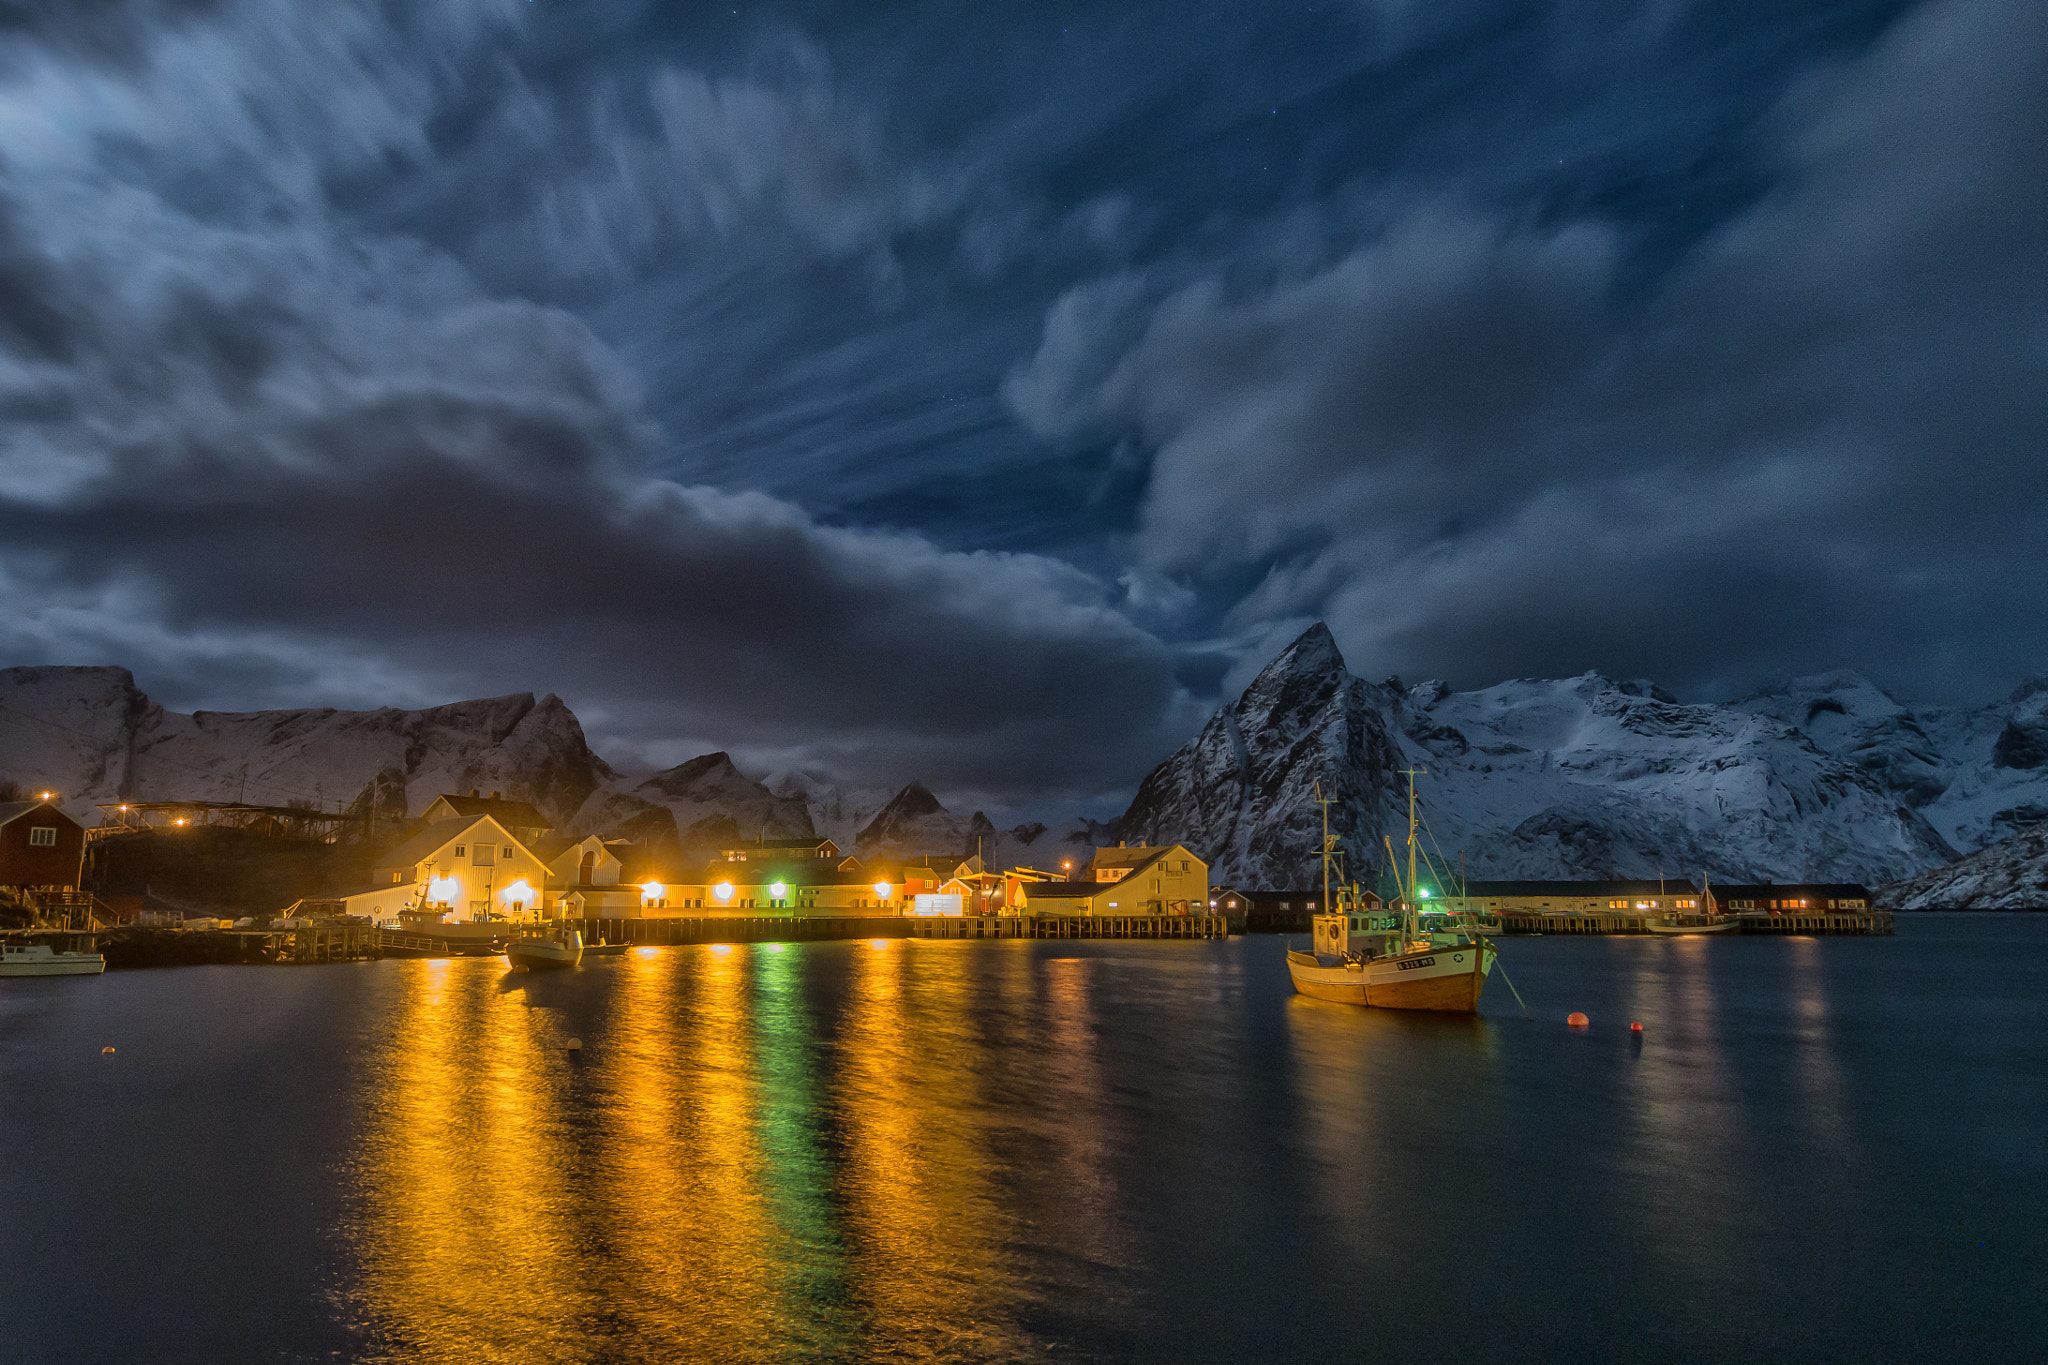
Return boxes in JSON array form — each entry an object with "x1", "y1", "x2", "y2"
[
  {"x1": 506, "y1": 922, "x2": 583, "y2": 972},
  {"x1": 1, "y1": 939, "x2": 106, "y2": 977}
]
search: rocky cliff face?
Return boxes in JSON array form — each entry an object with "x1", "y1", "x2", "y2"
[
  {"x1": 1733, "y1": 672, "x2": 2048, "y2": 853},
  {"x1": 1118, "y1": 626, "x2": 1979, "y2": 889},
  {"x1": 570, "y1": 751, "x2": 814, "y2": 859},
  {"x1": 1120, "y1": 625, "x2": 1401, "y2": 889},
  {"x1": 1881, "y1": 822, "x2": 2048, "y2": 909}
]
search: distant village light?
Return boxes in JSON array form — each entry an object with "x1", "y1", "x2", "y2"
[{"x1": 38, "y1": 791, "x2": 53, "y2": 801}]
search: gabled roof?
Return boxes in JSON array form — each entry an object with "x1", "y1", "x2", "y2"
[
  {"x1": 1090, "y1": 843, "x2": 1193, "y2": 870},
  {"x1": 376, "y1": 815, "x2": 524, "y2": 870},
  {"x1": 531, "y1": 832, "x2": 606, "y2": 864},
  {"x1": 722, "y1": 837, "x2": 840, "y2": 853},
  {"x1": 0, "y1": 799, "x2": 78, "y2": 829},
  {"x1": 422, "y1": 794, "x2": 549, "y2": 828}
]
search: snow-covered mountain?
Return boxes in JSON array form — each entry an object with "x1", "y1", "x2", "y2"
[
  {"x1": 1879, "y1": 822, "x2": 2048, "y2": 909},
  {"x1": 0, "y1": 665, "x2": 611, "y2": 825},
  {"x1": 0, "y1": 666, "x2": 804, "y2": 853},
  {"x1": 8, "y1": 641, "x2": 2042, "y2": 890},
  {"x1": 766, "y1": 771, "x2": 1081, "y2": 868},
  {"x1": 1734, "y1": 672, "x2": 2048, "y2": 854},
  {"x1": 1118, "y1": 625, "x2": 2004, "y2": 890}
]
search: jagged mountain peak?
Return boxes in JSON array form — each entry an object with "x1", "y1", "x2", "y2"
[{"x1": 1255, "y1": 622, "x2": 1346, "y2": 684}]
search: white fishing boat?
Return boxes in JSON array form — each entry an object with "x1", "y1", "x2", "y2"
[
  {"x1": 0, "y1": 940, "x2": 106, "y2": 977},
  {"x1": 505, "y1": 922, "x2": 582, "y2": 972},
  {"x1": 1646, "y1": 917, "x2": 1737, "y2": 935},
  {"x1": 1284, "y1": 771, "x2": 1496, "y2": 1013}
]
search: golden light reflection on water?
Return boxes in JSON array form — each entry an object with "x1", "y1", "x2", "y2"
[
  {"x1": 347, "y1": 945, "x2": 1042, "y2": 1362},
  {"x1": 354, "y1": 959, "x2": 600, "y2": 1362}
]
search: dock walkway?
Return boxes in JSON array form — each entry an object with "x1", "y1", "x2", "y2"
[{"x1": 1498, "y1": 910, "x2": 1894, "y2": 936}]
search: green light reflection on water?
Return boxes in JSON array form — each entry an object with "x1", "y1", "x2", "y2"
[{"x1": 751, "y1": 945, "x2": 857, "y2": 1358}]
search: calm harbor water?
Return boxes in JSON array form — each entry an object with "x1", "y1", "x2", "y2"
[{"x1": 2, "y1": 915, "x2": 2042, "y2": 1364}]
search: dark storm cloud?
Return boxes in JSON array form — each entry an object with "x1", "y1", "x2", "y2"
[
  {"x1": 0, "y1": 0, "x2": 1191, "y2": 802},
  {"x1": 0, "y1": 0, "x2": 2038, "y2": 814},
  {"x1": 1011, "y1": 0, "x2": 2048, "y2": 703}
]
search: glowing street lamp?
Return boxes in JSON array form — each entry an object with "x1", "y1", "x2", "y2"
[
  {"x1": 640, "y1": 881, "x2": 664, "y2": 901},
  {"x1": 872, "y1": 881, "x2": 892, "y2": 899},
  {"x1": 428, "y1": 875, "x2": 460, "y2": 906},
  {"x1": 714, "y1": 882, "x2": 734, "y2": 902},
  {"x1": 769, "y1": 881, "x2": 788, "y2": 899},
  {"x1": 500, "y1": 879, "x2": 534, "y2": 911}
]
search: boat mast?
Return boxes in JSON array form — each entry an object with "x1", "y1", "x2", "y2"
[
  {"x1": 1400, "y1": 767, "x2": 1426, "y2": 940},
  {"x1": 1313, "y1": 782, "x2": 1337, "y2": 916}
]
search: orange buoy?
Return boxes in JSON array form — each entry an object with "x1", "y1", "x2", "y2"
[
  {"x1": 101, "y1": 1046, "x2": 116, "y2": 1054},
  {"x1": 1567, "y1": 1012, "x2": 1590, "y2": 1028},
  {"x1": 1630, "y1": 1021, "x2": 1644, "y2": 1033}
]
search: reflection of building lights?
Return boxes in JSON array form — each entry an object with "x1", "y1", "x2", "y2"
[
  {"x1": 769, "y1": 882, "x2": 787, "y2": 898},
  {"x1": 872, "y1": 882, "x2": 892, "y2": 898},
  {"x1": 714, "y1": 882, "x2": 733, "y2": 901},
  {"x1": 764, "y1": 943, "x2": 784, "y2": 952},
  {"x1": 870, "y1": 939, "x2": 888, "y2": 949},
  {"x1": 710, "y1": 943, "x2": 732, "y2": 954}
]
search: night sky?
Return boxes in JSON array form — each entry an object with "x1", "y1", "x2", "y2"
[{"x1": 0, "y1": 1, "x2": 2041, "y2": 816}]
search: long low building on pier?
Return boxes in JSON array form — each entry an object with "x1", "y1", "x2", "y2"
[{"x1": 1441, "y1": 880, "x2": 1707, "y2": 917}]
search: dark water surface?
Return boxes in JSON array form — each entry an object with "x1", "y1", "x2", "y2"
[{"x1": 2, "y1": 916, "x2": 2042, "y2": 1364}]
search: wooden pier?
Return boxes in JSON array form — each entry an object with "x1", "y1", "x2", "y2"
[
  {"x1": 911, "y1": 913, "x2": 1228, "y2": 940},
  {"x1": 1498, "y1": 910, "x2": 1893, "y2": 936},
  {"x1": 577, "y1": 915, "x2": 915, "y2": 947}
]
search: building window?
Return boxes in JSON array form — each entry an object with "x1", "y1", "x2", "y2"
[
  {"x1": 503, "y1": 846, "x2": 515, "y2": 859},
  {"x1": 454, "y1": 845, "x2": 466, "y2": 858},
  {"x1": 28, "y1": 826, "x2": 57, "y2": 847}
]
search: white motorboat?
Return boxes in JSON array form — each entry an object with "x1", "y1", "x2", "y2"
[
  {"x1": 1646, "y1": 917, "x2": 1738, "y2": 935},
  {"x1": 506, "y1": 923, "x2": 582, "y2": 972},
  {"x1": 1, "y1": 941, "x2": 106, "y2": 977}
]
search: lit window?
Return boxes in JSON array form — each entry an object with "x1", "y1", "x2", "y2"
[{"x1": 28, "y1": 826, "x2": 57, "y2": 847}]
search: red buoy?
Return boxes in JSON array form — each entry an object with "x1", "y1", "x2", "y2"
[
  {"x1": 1630, "y1": 1021, "x2": 1644, "y2": 1034},
  {"x1": 1567, "y1": 1012, "x2": 1590, "y2": 1028}
]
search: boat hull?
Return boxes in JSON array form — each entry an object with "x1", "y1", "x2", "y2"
[
  {"x1": 506, "y1": 936, "x2": 582, "y2": 971},
  {"x1": 0, "y1": 954, "x2": 105, "y2": 977},
  {"x1": 1287, "y1": 940, "x2": 1494, "y2": 1012},
  {"x1": 1646, "y1": 920, "x2": 1738, "y2": 935}
]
